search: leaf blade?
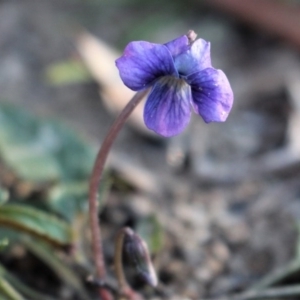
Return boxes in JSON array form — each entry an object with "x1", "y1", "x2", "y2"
[{"x1": 0, "y1": 204, "x2": 73, "y2": 247}]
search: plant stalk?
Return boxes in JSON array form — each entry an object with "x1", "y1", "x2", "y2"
[{"x1": 88, "y1": 90, "x2": 148, "y2": 300}]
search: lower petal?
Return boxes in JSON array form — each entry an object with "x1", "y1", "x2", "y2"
[
  {"x1": 144, "y1": 77, "x2": 192, "y2": 137},
  {"x1": 187, "y1": 68, "x2": 234, "y2": 123}
]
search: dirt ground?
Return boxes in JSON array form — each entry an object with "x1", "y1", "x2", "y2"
[{"x1": 1, "y1": 1, "x2": 300, "y2": 299}]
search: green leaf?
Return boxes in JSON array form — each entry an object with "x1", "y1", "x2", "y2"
[
  {"x1": 45, "y1": 59, "x2": 92, "y2": 86},
  {"x1": 0, "y1": 204, "x2": 73, "y2": 247},
  {"x1": 295, "y1": 222, "x2": 300, "y2": 260},
  {"x1": 0, "y1": 188, "x2": 9, "y2": 206},
  {"x1": 136, "y1": 214, "x2": 164, "y2": 254},
  {"x1": 0, "y1": 277, "x2": 24, "y2": 300},
  {"x1": 0, "y1": 238, "x2": 9, "y2": 251},
  {"x1": 47, "y1": 181, "x2": 89, "y2": 221},
  {"x1": 0, "y1": 228, "x2": 19, "y2": 244},
  {"x1": 0, "y1": 230, "x2": 90, "y2": 300},
  {"x1": 0, "y1": 103, "x2": 95, "y2": 183},
  {"x1": 46, "y1": 172, "x2": 111, "y2": 221},
  {"x1": 21, "y1": 238, "x2": 91, "y2": 300},
  {"x1": 0, "y1": 292, "x2": 11, "y2": 300},
  {"x1": 0, "y1": 263, "x2": 55, "y2": 300}
]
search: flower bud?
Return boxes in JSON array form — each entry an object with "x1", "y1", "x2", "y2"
[{"x1": 122, "y1": 227, "x2": 157, "y2": 287}]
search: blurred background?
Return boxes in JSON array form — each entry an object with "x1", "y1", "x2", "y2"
[{"x1": 1, "y1": 0, "x2": 300, "y2": 299}]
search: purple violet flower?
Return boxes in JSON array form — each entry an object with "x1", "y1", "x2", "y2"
[{"x1": 116, "y1": 32, "x2": 234, "y2": 137}]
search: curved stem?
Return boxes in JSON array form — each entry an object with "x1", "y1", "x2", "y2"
[{"x1": 88, "y1": 90, "x2": 148, "y2": 300}]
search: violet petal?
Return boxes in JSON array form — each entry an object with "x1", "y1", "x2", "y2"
[
  {"x1": 164, "y1": 35, "x2": 189, "y2": 59},
  {"x1": 144, "y1": 76, "x2": 192, "y2": 137},
  {"x1": 174, "y1": 38, "x2": 211, "y2": 76},
  {"x1": 115, "y1": 41, "x2": 178, "y2": 91},
  {"x1": 187, "y1": 68, "x2": 234, "y2": 123}
]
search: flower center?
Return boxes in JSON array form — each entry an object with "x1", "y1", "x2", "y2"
[{"x1": 159, "y1": 76, "x2": 188, "y2": 90}]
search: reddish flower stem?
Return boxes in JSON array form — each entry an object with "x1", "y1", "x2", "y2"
[{"x1": 88, "y1": 90, "x2": 148, "y2": 300}]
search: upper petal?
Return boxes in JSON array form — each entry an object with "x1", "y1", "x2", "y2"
[
  {"x1": 164, "y1": 35, "x2": 189, "y2": 59},
  {"x1": 174, "y1": 38, "x2": 211, "y2": 76},
  {"x1": 115, "y1": 41, "x2": 178, "y2": 91},
  {"x1": 144, "y1": 76, "x2": 192, "y2": 137},
  {"x1": 187, "y1": 68, "x2": 234, "y2": 123}
]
